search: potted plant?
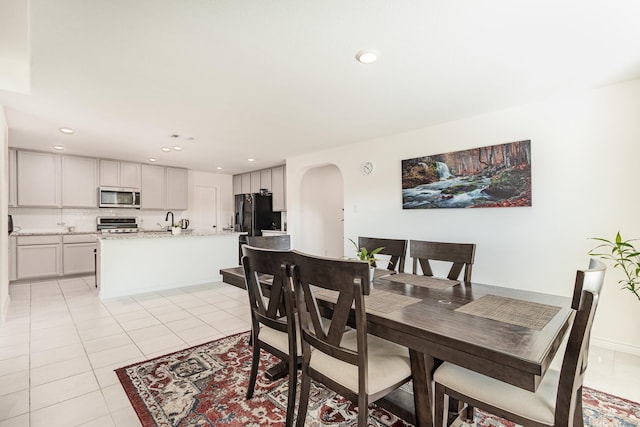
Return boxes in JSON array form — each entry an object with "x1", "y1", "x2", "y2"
[
  {"x1": 348, "y1": 238, "x2": 384, "y2": 284},
  {"x1": 589, "y1": 231, "x2": 640, "y2": 300}
]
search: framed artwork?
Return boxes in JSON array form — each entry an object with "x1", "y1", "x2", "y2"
[{"x1": 402, "y1": 140, "x2": 531, "y2": 209}]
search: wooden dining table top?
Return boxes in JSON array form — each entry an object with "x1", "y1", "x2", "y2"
[
  {"x1": 366, "y1": 274, "x2": 572, "y2": 390},
  {"x1": 219, "y1": 266, "x2": 573, "y2": 426}
]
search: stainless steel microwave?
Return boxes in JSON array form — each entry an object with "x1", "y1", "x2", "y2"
[{"x1": 99, "y1": 187, "x2": 141, "y2": 209}]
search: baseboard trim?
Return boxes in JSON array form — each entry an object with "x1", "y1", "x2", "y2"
[{"x1": 592, "y1": 336, "x2": 640, "y2": 356}]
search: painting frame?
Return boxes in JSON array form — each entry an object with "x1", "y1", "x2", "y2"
[{"x1": 401, "y1": 140, "x2": 531, "y2": 209}]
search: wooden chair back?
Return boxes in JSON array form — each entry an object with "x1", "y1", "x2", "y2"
[
  {"x1": 241, "y1": 245, "x2": 298, "y2": 426},
  {"x1": 409, "y1": 240, "x2": 476, "y2": 282},
  {"x1": 554, "y1": 258, "x2": 606, "y2": 425},
  {"x1": 241, "y1": 245, "x2": 295, "y2": 339},
  {"x1": 358, "y1": 236, "x2": 407, "y2": 272},
  {"x1": 247, "y1": 234, "x2": 291, "y2": 250},
  {"x1": 288, "y1": 252, "x2": 370, "y2": 392}
]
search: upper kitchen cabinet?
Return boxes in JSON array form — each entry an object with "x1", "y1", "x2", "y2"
[
  {"x1": 241, "y1": 173, "x2": 251, "y2": 194},
  {"x1": 166, "y1": 167, "x2": 188, "y2": 210},
  {"x1": 271, "y1": 166, "x2": 286, "y2": 211},
  {"x1": 232, "y1": 165, "x2": 285, "y2": 209},
  {"x1": 17, "y1": 151, "x2": 61, "y2": 207},
  {"x1": 250, "y1": 171, "x2": 261, "y2": 193},
  {"x1": 8, "y1": 149, "x2": 17, "y2": 207},
  {"x1": 260, "y1": 169, "x2": 272, "y2": 191},
  {"x1": 140, "y1": 164, "x2": 166, "y2": 210},
  {"x1": 61, "y1": 156, "x2": 98, "y2": 208},
  {"x1": 100, "y1": 159, "x2": 141, "y2": 188},
  {"x1": 232, "y1": 174, "x2": 242, "y2": 195}
]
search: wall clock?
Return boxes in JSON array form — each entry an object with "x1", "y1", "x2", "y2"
[{"x1": 361, "y1": 161, "x2": 374, "y2": 175}]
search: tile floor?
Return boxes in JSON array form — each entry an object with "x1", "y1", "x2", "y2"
[
  {"x1": 1, "y1": 276, "x2": 639, "y2": 426},
  {"x1": 0, "y1": 276, "x2": 251, "y2": 427}
]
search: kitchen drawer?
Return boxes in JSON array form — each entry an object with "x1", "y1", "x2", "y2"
[
  {"x1": 63, "y1": 234, "x2": 97, "y2": 244},
  {"x1": 17, "y1": 235, "x2": 61, "y2": 245}
]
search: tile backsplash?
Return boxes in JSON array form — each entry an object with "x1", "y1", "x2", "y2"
[{"x1": 8, "y1": 207, "x2": 188, "y2": 233}]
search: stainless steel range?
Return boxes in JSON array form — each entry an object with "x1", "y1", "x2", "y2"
[{"x1": 97, "y1": 216, "x2": 139, "y2": 234}]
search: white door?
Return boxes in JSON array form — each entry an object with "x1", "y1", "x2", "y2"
[{"x1": 194, "y1": 185, "x2": 217, "y2": 231}]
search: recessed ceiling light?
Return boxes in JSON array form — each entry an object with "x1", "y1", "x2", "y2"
[
  {"x1": 59, "y1": 128, "x2": 74, "y2": 134},
  {"x1": 170, "y1": 134, "x2": 180, "y2": 138},
  {"x1": 216, "y1": 166, "x2": 223, "y2": 170},
  {"x1": 355, "y1": 49, "x2": 379, "y2": 64},
  {"x1": 148, "y1": 158, "x2": 157, "y2": 162},
  {"x1": 161, "y1": 147, "x2": 171, "y2": 152},
  {"x1": 173, "y1": 146, "x2": 183, "y2": 151},
  {"x1": 53, "y1": 145, "x2": 65, "y2": 150},
  {"x1": 248, "y1": 158, "x2": 255, "y2": 162}
]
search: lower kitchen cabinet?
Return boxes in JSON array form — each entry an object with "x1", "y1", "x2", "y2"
[
  {"x1": 63, "y1": 235, "x2": 97, "y2": 275},
  {"x1": 12, "y1": 233, "x2": 97, "y2": 280},
  {"x1": 16, "y1": 235, "x2": 62, "y2": 279}
]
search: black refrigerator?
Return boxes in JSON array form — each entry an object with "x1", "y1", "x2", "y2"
[{"x1": 235, "y1": 193, "x2": 282, "y2": 263}]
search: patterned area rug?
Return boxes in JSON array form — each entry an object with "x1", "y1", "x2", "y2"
[{"x1": 116, "y1": 332, "x2": 640, "y2": 426}]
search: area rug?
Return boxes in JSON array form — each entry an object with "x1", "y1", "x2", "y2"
[{"x1": 116, "y1": 332, "x2": 640, "y2": 426}]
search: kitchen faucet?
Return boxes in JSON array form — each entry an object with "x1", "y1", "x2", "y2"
[{"x1": 165, "y1": 211, "x2": 174, "y2": 228}]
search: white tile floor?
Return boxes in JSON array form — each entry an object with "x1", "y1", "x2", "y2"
[
  {"x1": 1, "y1": 276, "x2": 639, "y2": 426},
  {"x1": 0, "y1": 276, "x2": 251, "y2": 427}
]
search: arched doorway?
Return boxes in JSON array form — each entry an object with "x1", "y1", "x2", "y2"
[{"x1": 298, "y1": 165, "x2": 343, "y2": 257}]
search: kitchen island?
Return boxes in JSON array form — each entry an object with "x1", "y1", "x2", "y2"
[{"x1": 97, "y1": 230, "x2": 243, "y2": 299}]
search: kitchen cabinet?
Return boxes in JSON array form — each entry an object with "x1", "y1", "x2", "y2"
[
  {"x1": 271, "y1": 166, "x2": 286, "y2": 211},
  {"x1": 166, "y1": 167, "x2": 188, "y2": 210},
  {"x1": 141, "y1": 164, "x2": 166, "y2": 210},
  {"x1": 250, "y1": 171, "x2": 261, "y2": 193},
  {"x1": 17, "y1": 151, "x2": 61, "y2": 207},
  {"x1": 233, "y1": 174, "x2": 242, "y2": 195},
  {"x1": 100, "y1": 159, "x2": 141, "y2": 188},
  {"x1": 8, "y1": 236, "x2": 16, "y2": 281},
  {"x1": 241, "y1": 173, "x2": 251, "y2": 194},
  {"x1": 63, "y1": 234, "x2": 97, "y2": 275},
  {"x1": 260, "y1": 169, "x2": 272, "y2": 191},
  {"x1": 8, "y1": 149, "x2": 17, "y2": 207},
  {"x1": 16, "y1": 235, "x2": 62, "y2": 279},
  {"x1": 62, "y1": 156, "x2": 98, "y2": 208}
]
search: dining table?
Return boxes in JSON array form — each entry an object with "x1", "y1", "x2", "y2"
[{"x1": 219, "y1": 266, "x2": 573, "y2": 427}]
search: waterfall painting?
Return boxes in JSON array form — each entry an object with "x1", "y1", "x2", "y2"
[{"x1": 402, "y1": 140, "x2": 532, "y2": 209}]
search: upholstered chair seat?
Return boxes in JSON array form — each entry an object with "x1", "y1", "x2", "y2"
[
  {"x1": 309, "y1": 330, "x2": 411, "y2": 395},
  {"x1": 434, "y1": 363, "x2": 559, "y2": 425}
]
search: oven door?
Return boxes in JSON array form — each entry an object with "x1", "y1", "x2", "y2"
[{"x1": 99, "y1": 187, "x2": 141, "y2": 209}]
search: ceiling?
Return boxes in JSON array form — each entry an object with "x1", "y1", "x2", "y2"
[{"x1": 1, "y1": 0, "x2": 640, "y2": 175}]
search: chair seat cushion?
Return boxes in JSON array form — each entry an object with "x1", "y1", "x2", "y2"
[
  {"x1": 259, "y1": 316, "x2": 332, "y2": 356},
  {"x1": 434, "y1": 362, "x2": 560, "y2": 425},
  {"x1": 260, "y1": 324, "x2": 297, "y2": 355},
  {"x1": 309, "y1": 330, "x2": 411, "y2": 395}
]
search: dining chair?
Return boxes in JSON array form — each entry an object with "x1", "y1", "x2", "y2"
[
  {"x1": 241, "y1": 245, "x2": 297, "y2": 427},
  {"x1": 287, "y1": 251, "x2": 413, "y2": 427},
  {"x1": 409, "y1": 240, "x2": 476, "y2": 282},
  {"x1": 358, "y1": 236, "x2": 408, "y2": 272},
  {"x1": 247, "y1": 234, "x2": 291, "y2": 250},
  {"x1": 432, "y1": 258, "x2": 606, "y2": 427}
]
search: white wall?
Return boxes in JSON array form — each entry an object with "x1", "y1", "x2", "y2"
[
  {"x1": 298, "y1": 165, "x2": 343, "y2": 257},
  {"x1": 0, "y1": 106, "x2": 9, "y2": 323},
  {"x1": 286, "y1": 79, "x2": 640, "y2": 353}
]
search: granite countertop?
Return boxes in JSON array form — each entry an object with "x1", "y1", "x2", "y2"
[
  {"x1": 10, "y1": 231, "x2": 99, "y2": 236},
  {"x1": 98, "y1": 230, "x2": 242, "y2": 239}
]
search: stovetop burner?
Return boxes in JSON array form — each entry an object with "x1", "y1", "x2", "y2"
[{"x1": 97, "y1": 216, "x2": 139, "y2": 233}]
